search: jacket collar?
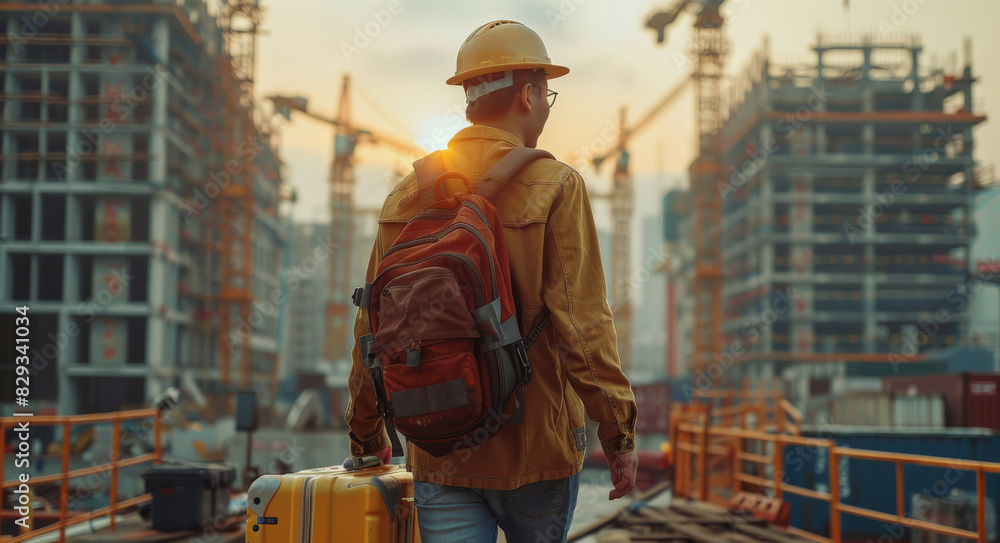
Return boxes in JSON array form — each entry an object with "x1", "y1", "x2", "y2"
[{"x1": 449, "y1": 125, "x2": 524, "y2": 148}]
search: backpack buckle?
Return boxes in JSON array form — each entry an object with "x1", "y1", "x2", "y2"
[
  {"x1": 512, "y1": 340, "x2": 533, "y2": 386},
  {"x1": 405, "y1": 341, "x2": 421, "y2": 367},
  {"x1": 360, "y1": 334, "x2": 377, "y2": 370},
  {"x1": 352, "y1": 282, "x2": 372, "y2": 309}
]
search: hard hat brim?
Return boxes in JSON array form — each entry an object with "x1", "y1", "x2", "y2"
[{"x1": 447, "y1": 63, "x2": 570, "y2": 86}]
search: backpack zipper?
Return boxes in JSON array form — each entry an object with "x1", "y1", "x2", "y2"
[
  {"x1": 380, "y1": 232, "x2": 440, "y2": 259},
  {"x1": 450, "y1": 224, "x2": 497, "y2": 298},
  {"x1": 370, "y1": 251, "x2": 495, "y2": 360},
  {"x1": 380, "y1": 224, "x2": 498, "y2": 298},
  {"x1": 373, "y1": 252, "x2": 488, "y2": 315},
  {"x1": 415, "y1": 200, "x2": 491, "y2": 226},
  {"x1": 460, "y1": 200, "x2": 492, "y2": 226}
]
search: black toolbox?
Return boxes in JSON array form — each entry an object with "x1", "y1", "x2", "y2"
[{"x1": 142, "y1": 461, "x2": 236, "y2": 531}]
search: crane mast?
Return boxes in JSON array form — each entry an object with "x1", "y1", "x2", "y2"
[
  {"x1": 610, "y1": 106, "x2": 634, "y2": 371},
  {"x1": 589, "y1": 76, "x2": 690, "y2": 373},
  {"x1": 326, "y1": 75, "x2": 357, "y2": 364},
  {"x1": 216, "y1": 0, "x2": 263, "y2": 399},
  {"x1": 269, "y1": 78, "x2": 425, "y2": 365},
  {"x1": 647, "y1": 0, "x2": 726, "y2": 381}
]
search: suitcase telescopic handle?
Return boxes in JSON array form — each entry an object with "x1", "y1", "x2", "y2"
[{"x1": 342, "y1": 455, "x2": 382, "y2": 471}]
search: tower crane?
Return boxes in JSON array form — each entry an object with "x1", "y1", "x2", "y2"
[
  {"x1": 645, "y1": 0, "x2": 727, "y2": 382},
  {"x1": 214, "y1": 0, "x2": 262, "y2": 402},
  {"x1": 588, "y1": 76, "x2": 690, "y2": 372},
  {"x1": 646, "y1": 0, "x2": 848, "y2": 381},
  {"x1": 268, "y1": 76, "x2": 426, "y2": 364}
]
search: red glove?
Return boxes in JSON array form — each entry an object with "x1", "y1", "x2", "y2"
[{"x1": 606, "y1": 450, "x2": 638, "y2": 500}]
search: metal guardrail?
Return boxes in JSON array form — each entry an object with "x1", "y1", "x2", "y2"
[
  {"x1": 691, "y1": 384, "x2": 803, "y2": 435},
  {"x1": 670, "y1": 393, "x2": 1000, "y2": 543},
  {"x1": 0, "y1": 408, "x2": 163, "y2": 543}
]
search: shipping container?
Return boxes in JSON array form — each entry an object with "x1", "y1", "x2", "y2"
[
  {"x1": 884, "y1": 373, "x2": 1000, "y2": 431},
  {"x1": 806, "y1": 395, "x2": 832, "y2": 425},
  {"x1": 826, "y1": 391, "x2": 946, "y2": 428},
  {"x1": 941, "y1": 348, "x2": 996, "y2": 374},
  {"x1": 784, "y1": 426, "x2": 1000, "y2": 543},
  {"x1": 831, "y1": 391, "x2": 892, "y2": 426},
  {"x1": 893, "y1": 395, "x2": 945, "y2": 428},
  {"x1": 967, "y1": 376, "x2": 1000, "y2": 432},
  {"x1": 833, "y1": 376, "x2": 883, "y2": 395},
  {"x1": 912, "y1": 490, "x2": 997, "y2": 543}
]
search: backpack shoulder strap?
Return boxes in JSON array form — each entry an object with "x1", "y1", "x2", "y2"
[
  {"x1": 413, "y1": 150, "x2": 448, "y2": 210},
  {"x1": 414, "y1": 147, "x2": 556, "y2": 207},
  {"x1": 475, "y1": 147, "x2": 555, "y2": 200}
]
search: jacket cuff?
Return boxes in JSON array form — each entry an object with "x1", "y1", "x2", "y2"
[
  {"x1": 600, "y1": 433, "x2": 636, "y2": 456},
  {"x1": 349, "y1": 429, "x2": 389, "y2": 457}
]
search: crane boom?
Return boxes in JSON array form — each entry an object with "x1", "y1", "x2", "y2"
[
  {"x1": 628, "y1": 75, "x2": 691, "y2": 141},
  {"x1": 646, "y1": 0, "x2": 692, "y2": 43},
  {"x1": 267, "y1": 95, "x2": 425, "y2": 157},
  {"x1": 268, "y1": 95, "x2": 343, "y2": 127},
  {"x1": 591, "y1": 75, "x2": 691, "y2": 169},
  {"x1": 267, "y1": 78, "x2": 424, "y2": 364},
  {"x1": 361, "y1": 129, "x2": 426, "y2": 157}
]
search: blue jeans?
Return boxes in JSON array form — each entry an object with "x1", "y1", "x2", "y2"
[{"x1": 413, "y1": 473, "x2": 580, "y2": 543}]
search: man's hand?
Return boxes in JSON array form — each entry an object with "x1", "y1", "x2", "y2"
[
  {"x1": 606, "y1": 450, "x2": 638, "y2": 500},
  {"x1": 374, "y1": 445, "x2": 392, "y2": 465}
]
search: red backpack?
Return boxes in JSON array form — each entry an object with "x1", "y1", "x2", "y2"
[{"x1": 352, "y1": 147, "x2": 553, "y2": 458}]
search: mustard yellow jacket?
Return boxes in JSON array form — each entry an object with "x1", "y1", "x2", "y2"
[{"x1": 346, "y1": 125, "x2": 637, "y2": 490}]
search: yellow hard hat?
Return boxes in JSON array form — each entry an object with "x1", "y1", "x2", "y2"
[{"x1": 447, "y1": 20, "x2": 570, "y2": 86}]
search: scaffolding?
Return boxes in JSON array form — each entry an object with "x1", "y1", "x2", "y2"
[
  {"x1": 666, "y1": 34, "x2": 987, "y2": 399},
  {"x1": 0, "y1": 0, "x2": 284, "y2": 417}
]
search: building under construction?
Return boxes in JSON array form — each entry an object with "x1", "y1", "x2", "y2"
[
  {"x1": 664, "y1": 35, "x2": 995, "y2": 407},
  {"x1": 0, "y1": 0, "x2": 285, "y2": 417}
]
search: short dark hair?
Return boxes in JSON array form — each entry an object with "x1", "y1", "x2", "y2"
[{"x1": 464, "y1": 69, "x2": 547, "y2": 124}]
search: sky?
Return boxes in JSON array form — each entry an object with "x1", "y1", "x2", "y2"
[{"x1": 252, "y1": 0, "x2": 1000, "y2": 225}]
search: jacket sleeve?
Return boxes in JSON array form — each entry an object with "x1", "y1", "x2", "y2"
[
  {"x1": 543, "y1": 169, "x2": 638, "y2": 456},
  {"x1": 344, "y1": 227, "x2": 390, "y2": 457}
]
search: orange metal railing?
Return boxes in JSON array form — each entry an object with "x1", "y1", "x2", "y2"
[
  {"x1": 0, "y1": 408, "x2": 163, "y2": 543},
  {"x1": 670, "y1": 394, "x2": 1000, "y2": 543},
  {"x1": 690, "y1": 380, "x2": 803, "y2": 435}
]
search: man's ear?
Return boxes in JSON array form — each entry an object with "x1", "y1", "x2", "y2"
[{"x1": 519, "y1": 83, "x2": 533, "y2": 112}]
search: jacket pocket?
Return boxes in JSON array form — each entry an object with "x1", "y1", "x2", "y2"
[{"x1": 519, "y1": 308, "x2": 541, "y2": 337}]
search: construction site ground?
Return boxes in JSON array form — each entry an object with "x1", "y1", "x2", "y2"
[{"x1": 62, "y1": 513, "x2": 244, "y2": 543}]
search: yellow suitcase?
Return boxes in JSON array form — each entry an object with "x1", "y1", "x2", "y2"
[{"x1": 246, "y1": 457, "x2": 420, "y2": 542}]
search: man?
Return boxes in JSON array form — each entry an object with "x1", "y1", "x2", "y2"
[{"x1": 346, "y1": 20, "x2": 638, "y2": 542}]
